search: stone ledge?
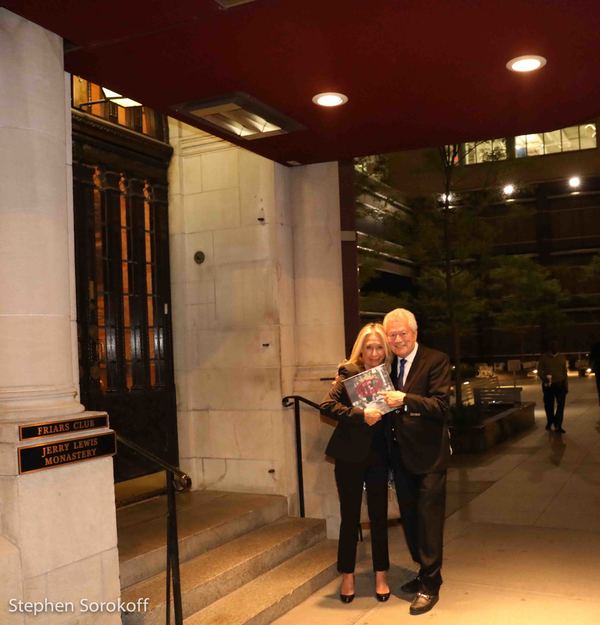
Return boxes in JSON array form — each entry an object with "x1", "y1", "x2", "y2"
[{"x1": 450, "y1": 402, "x2": 536, "y2": 453}]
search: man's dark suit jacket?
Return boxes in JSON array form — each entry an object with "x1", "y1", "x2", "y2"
[
  {"x1": 321, "y1": 363, "x2": 377, "y2": 463},
  {"x1": 389, "y1": 345, "x2": 451, "y2": 474}
]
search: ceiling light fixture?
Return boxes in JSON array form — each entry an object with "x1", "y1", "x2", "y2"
[
  {"x1": 312, "y1": 92, "x2": 348, "y2": 107},
  {"x1": 568, "y1": 176, "x2": 581, "y2": 188},
  {"x1": 214, "y1": 0, "x2": 256, "y2": 8},
  {"x1": 172, "y1": 93, "x2": 304, "y2": 140},
  {"x1": 503, "y1": 184, "x2": 515, "y2": 196},
  {"x1": 506, "y1": 55, "x2": 547, "y2": 73}
]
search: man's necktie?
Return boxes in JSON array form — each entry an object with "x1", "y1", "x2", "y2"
[
  {"x1": 388, "y1": 357, "x2": 408, "y2": 448},
  {"x1": 397, "y1": 358, "x2": 407, "y2": 390}
]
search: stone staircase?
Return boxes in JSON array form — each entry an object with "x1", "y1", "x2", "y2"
[{"x1": 117, "y1": 490, "x2": 338, "y2": 625}]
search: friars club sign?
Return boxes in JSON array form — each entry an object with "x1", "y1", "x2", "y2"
[{"x1": 17, "y1": 414, "x2": 115, "y2": 474}]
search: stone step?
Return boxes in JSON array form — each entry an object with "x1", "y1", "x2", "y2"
[
  {"x1": 121, "y1": 516, "x2": 328, "y2": 625},
  {"x1": 118, "y1": 490, "x2": 288, "y2": 588},
  {"x1": 184, "y1": 539, "x2": 338, "y2": 625}
]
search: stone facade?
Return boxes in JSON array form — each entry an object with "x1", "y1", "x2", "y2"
[
  {"x1": 168, "y1": 121, "x2": 345, "y2": 533},
  {"x1": 0, "y1": 10, "x2": 120, "y2": 624}
]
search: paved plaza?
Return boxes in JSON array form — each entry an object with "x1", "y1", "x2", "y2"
[{"x1": 273, "y1": 374, "x2": 600, "y2": 625}]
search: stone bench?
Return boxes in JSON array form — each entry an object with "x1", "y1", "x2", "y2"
[{"x1": 450, "y1": 401, "x2": 535, "y2": 453}]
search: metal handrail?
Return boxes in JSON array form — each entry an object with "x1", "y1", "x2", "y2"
[
  {"x1": 282, "y1": 395, "x2": 321, "y2": 518},
  {"x1": 116, "y1": 434, "x2": 191, "y2": 625},
  {"x1": 116, "y1": 434, "x2": 192, "y2": 491},
  {"x1": 281, "y1": 394, "x2": 364, "y2": 542},
  {"x1": 282, "y1": 395, "x2": 320, "y2": 410}
]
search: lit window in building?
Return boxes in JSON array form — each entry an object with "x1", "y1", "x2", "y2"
[
  {"x1": 581, "y1": 123, "x2": 597, "y2": 149},
  {"x1": 515, "y1": 123, "x2": 596, "y2": 158},
  {"x1": 543, "y1": 130, "x2": 562, "y2": 154},
  {"x1": 71, "y1": 75, "x2": 167, "y2": 142},
  {"x1": 464, "y1": 139, "x2": 507, "y2": 164}
]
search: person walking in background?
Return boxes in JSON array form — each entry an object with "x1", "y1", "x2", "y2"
[
  {"x1": 320, "y1": 323, "x2": 392, "y2": 604},
  {"x1": 590, "y1": 342, "x2": 600, "y2": 406},
  {"x1": 380, "y1": 308, "x2": 451, "y2": 616},
  {"x1": 538, "y1": 340, "x2": 569, "y2": 433}
]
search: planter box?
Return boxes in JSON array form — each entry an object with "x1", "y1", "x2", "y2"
[{"x1": 449, "y1": 401, "x2": 535, "y2": 453}]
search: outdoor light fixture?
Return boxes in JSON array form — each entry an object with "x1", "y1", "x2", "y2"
[
  {"x1": 78, "y1": 87, "x2": 142, "y2": 109},
  {"x1": 312, "y1": 92, "x2": 349, "y2": 107},
  {"x1": 503, "y1": 184, "x2": 515, "y2": 196},
  {"x1": 568, "y1": 176, "x2": 581, "y2": 188},
  {"x1": 506, "y1": 55, "x2": 547, "y2": 73},
  {"x1": 100, "y1": 88, "x2": 142, "y2": 108}
]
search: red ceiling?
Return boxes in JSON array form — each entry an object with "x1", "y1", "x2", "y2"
[{"x1": 4, "y1": 0, "x2": 600, "y2": 165}]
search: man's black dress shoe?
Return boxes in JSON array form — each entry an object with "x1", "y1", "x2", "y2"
[
  {"x1": 409, "y1": 592, "x2": 438, "y2": 615},
  {"x1": 400, "y1": 577, "x2": 421, "y2": 594},
  {"x1": 339, "y1": 593, "x2": 354, "y2": 603},
  {"x1": 556, "y1": 428, "x2": 566, "y2": 433},
  {"x1": 545, "y1": 424, "x2": 552, "y2": 431}
]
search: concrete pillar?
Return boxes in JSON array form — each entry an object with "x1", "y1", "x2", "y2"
[
  {"x1": 0, "y1": 9, "x2": 83, "y2": 420},
  {"x1": 288, "y1": 162, "x2": 346, "y2": 536},
  {"x1": 0, "y1": 10, "x2": 120, "y2": 624}
]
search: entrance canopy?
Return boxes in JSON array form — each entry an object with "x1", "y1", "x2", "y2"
[{"x1": 5, "y1": 0, "x2": 600, "y2": 164}]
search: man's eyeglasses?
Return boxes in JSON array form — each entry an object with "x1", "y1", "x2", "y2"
[{"x1": 387, "y1": 331, "x2": 412, "y2": 340}]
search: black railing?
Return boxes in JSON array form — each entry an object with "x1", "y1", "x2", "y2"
[
  {"x1": 281, "y1": 395, "x2": 320, "y2": 518},
  {"x1": 281, "y1": 394, "x2": 364, "y2": 542},
  {"x1": 116, "y1": 435, "x2": 191, "y2": 625}
]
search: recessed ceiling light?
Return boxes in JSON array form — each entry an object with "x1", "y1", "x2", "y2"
[
  {"x1": 503, "y1": 184, "x2": 515, "y2": 196},
  {"x1": 312, "y1": 92, "x2": 348, "y2": 107},
  {"x1": 506, "y1": 55, "x2": 547, "y2": 72},
  {"x1": 568, "y1": 176, "x2": 581, "y2": 188}
]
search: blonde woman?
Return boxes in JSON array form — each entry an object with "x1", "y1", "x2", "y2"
[{"x1": 320, "y1": 322, "x2": 391, "y2": 603}]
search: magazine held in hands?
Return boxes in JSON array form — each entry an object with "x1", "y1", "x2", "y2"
[{"x1": 342, "y1": 364, "x2": 394, "y2": 413}]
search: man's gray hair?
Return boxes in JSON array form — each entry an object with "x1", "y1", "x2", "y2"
[{"x1": 383, "y1": 308, "x2": 418, "y2": 332}]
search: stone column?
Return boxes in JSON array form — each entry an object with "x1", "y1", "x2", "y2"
[
  {"x1": 288, "y1": 162, "x2": 347, "y2": 536},
  {"x1": 0, "y1": 10, "x2": 120, "y2": 625}
]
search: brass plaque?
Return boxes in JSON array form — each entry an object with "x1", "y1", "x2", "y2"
[
  {"x1": 18, "y1": 432, "x2": 116, "y2": 474},
  {"x1": 19, "y1": 414, "x2": 109, "y2": 441}
]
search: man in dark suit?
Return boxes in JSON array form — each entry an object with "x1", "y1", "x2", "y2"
[{"x1": 381, "y1": 308, "x2": 451, "y2": 615}]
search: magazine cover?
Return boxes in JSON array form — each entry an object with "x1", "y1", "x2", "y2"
[{"x1": 342, "y1": 364, "x2": 394, "y2": 412}]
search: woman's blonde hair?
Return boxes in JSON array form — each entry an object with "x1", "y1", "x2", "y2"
[{"x1": 344, "y1": 322, "x2": 391, "y2": 370}]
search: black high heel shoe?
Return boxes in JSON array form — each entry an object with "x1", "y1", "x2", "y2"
[
  {"x1": 339, "y1": 574, "x2": 355, "y2": 603},
  {"x1": 375, "y1": 572, "x2": 390, "y2": 601}
]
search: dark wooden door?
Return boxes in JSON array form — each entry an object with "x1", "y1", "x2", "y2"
[{"x1": 73, "y1": 116, "x2": 177, "y2": 482}]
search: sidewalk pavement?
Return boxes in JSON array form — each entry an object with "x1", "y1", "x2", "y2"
[{"x1": 272, "y1": 374, "x2": 600, "y2": 625}]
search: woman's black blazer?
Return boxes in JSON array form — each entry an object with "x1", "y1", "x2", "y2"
[{"x1": 320, "y1": 363, "x2": 374, "y2": 463}]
